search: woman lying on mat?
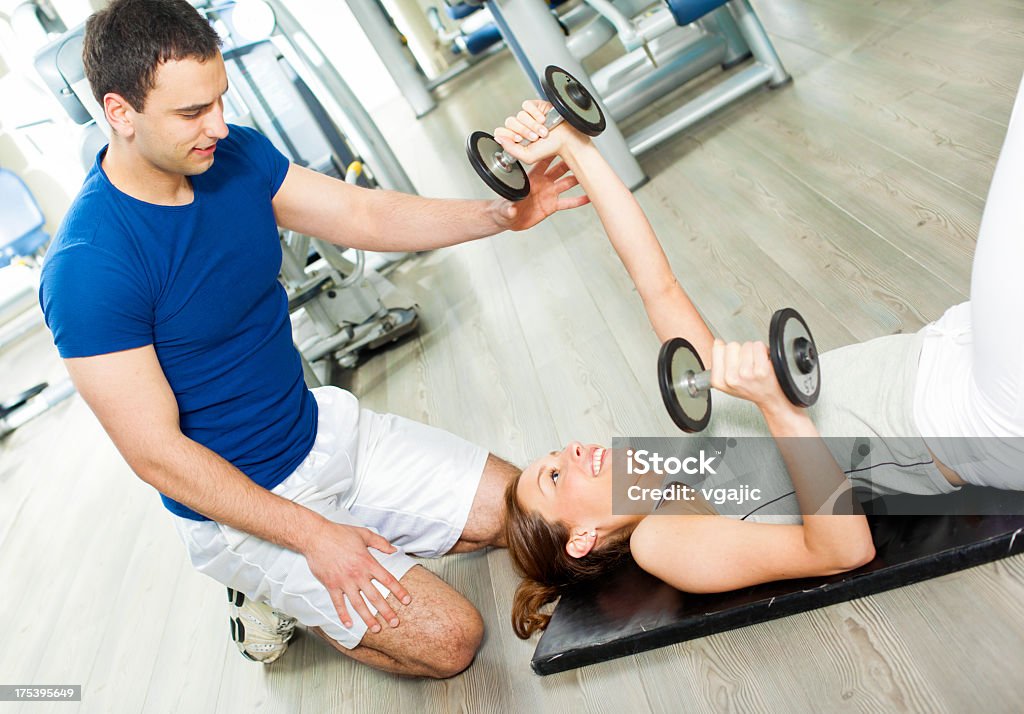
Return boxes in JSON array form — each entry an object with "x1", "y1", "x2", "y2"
[{"x1": 493, "y1": 75, "x2": 1024, "y2": 638}]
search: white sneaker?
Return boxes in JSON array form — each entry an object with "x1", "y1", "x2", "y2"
[{"x1": 227, "y1": 587, "x2": 297, "y2": 664}]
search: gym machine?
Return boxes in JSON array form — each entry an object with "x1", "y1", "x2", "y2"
[
  {"x1": 481, "y1": 0, "x2": 790, "y2": 187},
  {"x1": 33, "y1": 0, "x2": 422, "y2": 382},
  {"x1": 425, "y1": 1, "x2": 506, "y2": 91},
  {"x1": 344, "y1": 0, "x2": 437, "y2": 118},
  {"x1": 209, "y1": 16, "x2": 420, "y2": 374},
  {"x1": 1, "y1": 378, "x2": 76, "y2": 440},
  {"x1": 0, "y1": 265, "x2": 75, "y2": 441},
  {"x1": 353, "y1": 0, "x2": 579, "y2": 107},
  {"x1": 0, "y1": 169, "x2": 76, "y2": 440}
]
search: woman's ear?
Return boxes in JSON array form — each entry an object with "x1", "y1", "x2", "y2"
[{"x1": 565, "y1": 527, "x2": 596, "y2": 559}]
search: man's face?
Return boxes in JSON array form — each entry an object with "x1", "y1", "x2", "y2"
[{"x1": 124, "y1": 54, "x2": 230, "y2": 176}]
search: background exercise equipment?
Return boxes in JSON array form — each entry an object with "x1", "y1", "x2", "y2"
[
  {"x1": 1, "y1": 379, "x2": 76, "y2": 439},
  {"x1": 0, "y1": 172, "x2": 75, "y2": 439},
  {"x1": 466, "y1": 64, "x2": 605, "y2": 201},
  {"x1": 0, "y1": 170, "x2": 50, "y2": 268},
  {"x1": 427, "y1": 2, "x2": 504, "y2": 63},
  {"x1": 658, "y1": 307, "x2": 820, "y2": 432},
  {"x1": 33, "y1": 1, "x2": 422, "y2": 382},
  {"x1": 480, "y1": 0, "x2": 792, "y2": 191}
]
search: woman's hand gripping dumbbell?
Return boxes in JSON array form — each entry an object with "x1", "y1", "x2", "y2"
[
  {"x1": 658, "y1": 308, "x2": 821, "y2": 432},
  {"x1": 466, "y1": 65, "x2": 606, "y2": 201}
]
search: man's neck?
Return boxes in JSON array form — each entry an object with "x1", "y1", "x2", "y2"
[{"x1": 102, "y1": 141, "x2": 194, "y2": 206}]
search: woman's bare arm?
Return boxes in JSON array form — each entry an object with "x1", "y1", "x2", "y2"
[
  {"x1": 496, "y1": 103, "x2": 714, "y2": 362},
  {"x1": 630, "y1": 510, "x2": 873, "y2": 593},
  {"x1": 631, "y1": 340, "x2": 875, "y2": 592}
]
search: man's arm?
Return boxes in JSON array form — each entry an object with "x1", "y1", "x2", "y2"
[
  {"x1": 495, "y1": 103, "x2": 714, "y2": 363},
  {"x1": 65, "y1": 345, "x2": 410, "y2": 632},
  {"x1": 271, "y1": 162, "x2": 588, "y2": 253}
]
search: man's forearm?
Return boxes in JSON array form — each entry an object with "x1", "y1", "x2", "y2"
[
  {"x1": 345, "y1": 189, "x2": 506, "y2": 251},
  {"x1": 139, "y1": 433, "x2": 326, "y2": 552},
  {"x1": 281, "y1": 169, "x2": 506, "y2": 252}
]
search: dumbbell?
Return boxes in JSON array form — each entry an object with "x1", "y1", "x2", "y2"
[
  {"x1": 657, "y1": 308, "x2": 821, "y2": 432},
  {"x1": 466, "y1": 65, "x2": 606, "y2": 202}
]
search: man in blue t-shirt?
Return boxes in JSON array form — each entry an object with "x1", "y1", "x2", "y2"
[{"x1": 40, "y1": 0, "x2": 587, "y2": 677}]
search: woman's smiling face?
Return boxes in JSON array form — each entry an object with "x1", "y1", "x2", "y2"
[{"x1": 516, "y1": 442, "x2": 636, "y2": 538}]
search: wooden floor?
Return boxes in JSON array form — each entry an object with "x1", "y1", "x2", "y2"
[{"x1": 3, "y1": 0, "x2": 1024, "y2": 711}]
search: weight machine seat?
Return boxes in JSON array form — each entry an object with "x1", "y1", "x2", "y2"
[
  {"x1": 664, "y1": 0, "x2": 729, "y2": 26},
  {"x1": 0, "y1": 170, "x2": 50, "y2": 268},
  {"x1": 530, "y1": 486, "x2": 1024, "y2": 674},
  {"x1": 448, "y1": 0, "x2": 568, "y2": 20},
  {"x1": 446, "y1": 1, "x2": 482, "y2": 21},
  {"x1": 461, "y1": 24, "x2": 503, "y2": 56}
]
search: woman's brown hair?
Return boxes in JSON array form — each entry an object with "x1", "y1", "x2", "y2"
[{"x1": 503, "y1": 476, "x2": 634, "y2": 638}]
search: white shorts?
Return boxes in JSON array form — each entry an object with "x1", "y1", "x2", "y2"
[{"x1": 172, "y1": 386, "x2": 489, "y2": 648}]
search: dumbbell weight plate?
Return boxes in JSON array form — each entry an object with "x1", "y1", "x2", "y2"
[
  {"x1": 658, "y1": 337, "x2": 712, "y2": 433},
  {"x1": 465, "y1": 130, "x2": 531, "y2": 202},
  {"x1": 769, "y1": 307, "x2": 821, "y2": 407},
  {"x1": 542, "y1": 66, "x2": 606, "y2": 137}
]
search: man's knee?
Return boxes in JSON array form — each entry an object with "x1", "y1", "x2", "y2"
[
  {"x1": 358, "y1": 565, "x2": 485, "y2": 678},
  {"x1": 424, "y1": 597, "x2": 483, "y2": 678}
]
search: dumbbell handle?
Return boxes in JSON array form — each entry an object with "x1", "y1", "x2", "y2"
[
  {"x1": 492, "y1": 110, "x2": 564, "y2": 171},
  {"x1": 680, "y1": 336, "x2": 817, "y2": 399},
  {"x1": 680, "y1": 369, "x2": 712, "y2": 398}
]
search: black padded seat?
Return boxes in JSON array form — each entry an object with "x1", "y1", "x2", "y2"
[{"x1": 531, "y1": 487, "x2": 1024, "y2": 675}]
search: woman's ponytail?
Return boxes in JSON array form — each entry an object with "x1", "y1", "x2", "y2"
[
  {"x1": 510, "y1": 579, "x2": 560, "y2": 639},
  {"x1": 503, "y1": 474, "x2": 635, "y2": 638}
]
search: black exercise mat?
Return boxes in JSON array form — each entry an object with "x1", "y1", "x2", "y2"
[{"x1": 531, "y1": 487, "x2": 1024, "y2": 675}]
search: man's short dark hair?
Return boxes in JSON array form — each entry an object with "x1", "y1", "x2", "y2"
[{"x1": 82, "y1": 0, "x2": 222, "y2": 111}]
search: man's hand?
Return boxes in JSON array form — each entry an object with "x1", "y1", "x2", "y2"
[
  {"x1": 302, "y1": 521, "x2": 412, "y2": 633},
  {"x1": 489, "y1": 100, "x2": 591, "y2": 232},
  {"x1": 490, "y1": 157, "x2": 589, "y2": 231}
]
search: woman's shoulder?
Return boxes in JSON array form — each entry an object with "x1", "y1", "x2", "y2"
[
  {"x1": 629, "y1": 511, "x2": 723, "y2": 592},
  {"x1": 629, "y1": 501, "x2": 718, "y2": 559},
  {"x1": 628, "y1": 516, "x2": 661, "y2": 557}
]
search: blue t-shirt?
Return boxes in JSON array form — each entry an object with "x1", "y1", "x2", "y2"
[{"x1": 39, "y1": 124, "x2": 318, "y2": 520}]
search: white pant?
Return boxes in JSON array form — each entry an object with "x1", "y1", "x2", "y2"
[
  {"x1": 971, "y1": 72, "x2": 1024, "y2": 418},
  {"x1": 173, "y1": 387, "x2": 489, "y2": 648},
  {"x1": 913, "y1": 70, "x2": 1024, "y2": 488}
]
